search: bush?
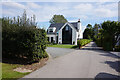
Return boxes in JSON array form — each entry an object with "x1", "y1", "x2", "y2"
[
  {"x1": 77, "y1": 39, "x2": 92, "y2": 47},
  {"x1": 96, "y1": 38, "x2": 102, "y2": 47},
  {"x1": 2, "y1": 17, "x2": 48, "y2": 62}
]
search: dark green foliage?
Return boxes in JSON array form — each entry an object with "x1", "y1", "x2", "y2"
[
  {"x1": 86, "y1": 24, "x2": 92, "y2": 29},
  {"x1": 49, "y1": 15, "x2": 67, "y2": 24},
  {"x1": 83, "y1": 24, "x2": 94, "y2": 39},
  {"x1": 2, "y1": 13, "x2": 48, "y2": 62},
  {"x1": 93, "y1": 21, "x2": 120, "y2": 51},
  {"x1": 101, "y1": 21, "x2": 118, "y2": 51},
  {"x1": 77, "y1": 39, "x2": 92, "y2": 47}
]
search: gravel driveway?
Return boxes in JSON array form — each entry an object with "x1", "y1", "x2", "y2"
[{"x1": 46, "y1": 47, "x2": 75, "y2": 58}]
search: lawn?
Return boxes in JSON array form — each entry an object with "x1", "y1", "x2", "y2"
[
  {"x1": 48, "y1": 44, "x2": 78, "y2": 49},
  {"x1": 2, "y1": 63, "x2": 30, "y2": 80}
]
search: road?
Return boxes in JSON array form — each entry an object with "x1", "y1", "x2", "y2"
[
  {"x1": 46, "y1": 47, "x2": 75, "y2": 58},
  {"x1": 22, "y1": 42, "x2": 120, "y2": 79}
]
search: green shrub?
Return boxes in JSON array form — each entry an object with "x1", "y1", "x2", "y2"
[
  {"x1": 2, "y1": 17, "x2": 48, "y2": 62},
  {"x1": 77, "y1": 39, "x2": 92, "y2": 47},
  {"x1": 96, "y1": 38, "x2": 102, "y2": 47},
  {"x1": 102, "y1": 42, "x2": 113, "y2": 51}
]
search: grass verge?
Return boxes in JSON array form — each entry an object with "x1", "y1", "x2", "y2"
[
  {"x1": 2, "y1": 63, "x2": 30, "y2": 80},
  {"x1": 48, "y1": 44, "x2": 78, "y2": 49},
  {"x1": 48, "y1": 39, "x2": 92, "y2": 49}
]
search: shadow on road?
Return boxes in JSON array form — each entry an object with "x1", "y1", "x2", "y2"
[
  {"x1": 99, "y1": 52, "x2": 120, "y2": 59},
  {"x1": 104, "y1": 61, "x2": 120, "y2": 73},
  {"x1": 95, "y1": 72, "x2": 120, "y2": 80}
]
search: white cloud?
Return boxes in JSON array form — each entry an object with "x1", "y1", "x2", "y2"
[
  {"x1": 72, "y1": 2, "x2": 118, "y2": 19},
  {"x1": 2, "y1": 2, "x2": 118, "y2": 23},
  {"x1": 2, "y1": 0, "x2": 120, "y2": 2},
  {"x1": 96, "y1": 2, "x2": 118, "y2": 10},
  {"x1": 74, "y1": 3, "x2": 93, "y2": 11},
  {"x1": 94, "y1": 8, "x2": 117, "y2": 17},
  {"x1": 2, "y1": 10, "x2": 13, "y2": 16},
  {"x1": 26, "y1": 2, "x2": 41, "y2": 9},
  {"x1": 2, "y1": 2, "x2": 25, "y2": 9}
]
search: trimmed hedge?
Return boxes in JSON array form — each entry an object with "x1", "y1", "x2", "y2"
[
  {"x1": 77, "y1": 39, "x2": 92, "y2": 47},
  {"x1": 2, "y1": 18, "x2": 48, "y2": 62}
]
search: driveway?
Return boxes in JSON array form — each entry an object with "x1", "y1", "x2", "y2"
[
  {"x1": 46, "y1": 47, "x2": 75, "y2": 58},
  {"x1": 22, "y1": 42, "x2": 120, "y2": 79}
]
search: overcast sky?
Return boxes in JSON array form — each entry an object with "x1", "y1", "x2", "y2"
[{"x1": 1, "y1": 0, "x2": 119, "y2": 32}]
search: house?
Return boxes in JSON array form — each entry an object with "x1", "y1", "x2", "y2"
[{"x1": 47, "y1": 19, "x2": 82, "y2": 45}]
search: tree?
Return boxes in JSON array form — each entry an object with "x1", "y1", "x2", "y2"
[
  {"x1": 86, "y1": 24, "x2": 92, "y2": 29},
  {"x1": 22, "y1": 9, "x2": 27, "y2": 26},
  {"x1": 83, "y1": 24, "x2": 94, "y2": 39},
  {"x1": 49, "y1": 15, "x2": 67, "y2": 24},
  {"x1": 93, "y1": 24, "x2": 100, "y2": 35},
  {"x1": 101, "y1": 21, "x2": 118, "y2": 50},
  {"x1": 93, "y1": 23, "x2": 101, "y2": 41}
]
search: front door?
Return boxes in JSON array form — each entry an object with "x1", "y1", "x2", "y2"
[{"x1": 51, "y1": 37, "x2": 53, "y2": 43}]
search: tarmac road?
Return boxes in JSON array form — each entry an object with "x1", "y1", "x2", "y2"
[{"x1": 22, "y1": 42, "x2": 120, "y2": 78}]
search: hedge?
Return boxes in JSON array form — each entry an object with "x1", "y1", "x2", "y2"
[
  {"x1": 77, "y1": 39, "x2": 92, "y2": 47},
  {"x1": 2, "y1": 18, "x2": 48, "y2": 62}
]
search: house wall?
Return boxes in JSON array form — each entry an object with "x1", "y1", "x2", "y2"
[
  {"x1": 77, "y1": 22, "x2": 82, "y2": 39},
  {"x1": 47, "y1": 34, "x2": 57, "y2": 43},
  {"x1": 58, "y1": 29, "x2": 62, "y2": 44},
  {"x1": 72, "y1": 28, "x2": 77, "y2": 45},
  {"x1": 59, "y1": 22, "x2": 78, "y2": 45}
]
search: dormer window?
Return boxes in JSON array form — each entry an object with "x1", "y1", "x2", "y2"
[{"x1": 49, "y1": 29, "x2": 53, "y2": 32}]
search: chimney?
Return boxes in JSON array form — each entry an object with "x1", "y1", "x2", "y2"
[
  {"x1": 77, "y1": 19, "x2": 82, "y2": 39},
  {"x1": 77, "y1": 19, "x2": 81, "y2": 30},
  {"x1": 78, "y1": 19, "x2": 80, "y2": 22}
]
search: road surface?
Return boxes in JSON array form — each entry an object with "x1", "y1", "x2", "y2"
[
  {"x1": 46, "y1": 47, "x2": 75, "y2": 58},
  {"x1": 22, "y1": 42, "x2": 120, "y2": 79}
]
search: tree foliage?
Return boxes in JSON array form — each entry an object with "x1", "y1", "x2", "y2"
[
  {"x1": 49, "y1": 15, "x2": 67, "y2": 24},
  {"x1": 86, "y1": 24, "x2": 92, "y2": 29},
  {"x1": 83, "y1": 21, "x2": 120, "y2": 51},
  {"x1": 94, "y1": 21, "x2": 119, "y2": 51},
  {"x1": 83, "y1": 24, "x2": 94, "y2": 39},
  {"x1": 101, "y1": 21, "x2": 119, "y2": 50},
  {"x1": 2, "y1": 10, "x2": 48, "y2": 62}
]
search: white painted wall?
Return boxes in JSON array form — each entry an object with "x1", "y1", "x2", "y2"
[
  {"x1": 47, "y1": 34, "x2": 57, "y2": 43},
  {"x1": 72, "y1": 28, "x2": 77, "y2": 45},
  {"x1": 58, "y1": 29, "x2": 62, "y2": 44},
  {"x1": 77, "y1": 22, "x2": 82, "y2": 39}
]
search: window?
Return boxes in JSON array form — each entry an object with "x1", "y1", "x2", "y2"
[
  {"x1": 49, "y1": 29, "x2": 53, "y2": 32},
  {"x1": 66, "y1": 25, "x2": 69, "y2": 31}
]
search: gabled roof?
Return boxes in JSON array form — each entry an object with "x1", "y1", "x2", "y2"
[
  {"x1": 48, "y1": 22, "x2": 78, "y2": 33},
  {"x1": 49, "y1": 23, "x2": 65, "y2": 33},
  {"x1": 71, "y1": 22, "x2": 78, "y2": 30}
]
